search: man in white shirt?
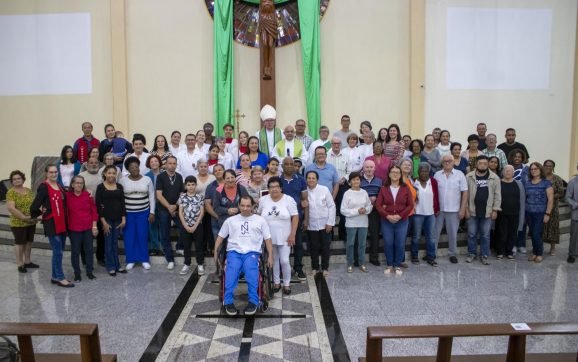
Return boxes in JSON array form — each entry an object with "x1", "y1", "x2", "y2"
[
  {"x1": 256, "y1": 104, "x2": 284, "y2": 157},
  {"x1": 308, "y1": 126, "x2": 331, "y2": 165},
  {"x1": 327, "y1": 137, "x2": 349, "y2": 240},
  {"x1": 359, "y1": 130, "x2": 375, "y2": 161},
  {"x1": 177, "y1": 134, "x2": 204, "y2": 178},
  {"x1": 434, "y1": 154, "x2": 468, "y2": 264},
  {"x1": 214, "y1": 196, "x2": 273, "y2": 316},
  {"x1": 272, "y1": 125, "x2": 309, "y2": 165}
]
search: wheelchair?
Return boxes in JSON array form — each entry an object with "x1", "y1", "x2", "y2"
[{"x1": 217, "y1": 241, "x2": 274, "y2": 313}]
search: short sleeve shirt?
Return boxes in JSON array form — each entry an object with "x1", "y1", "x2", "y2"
[
  {"x1": 177, "y1": 193, "x2": 204, "y2": 227},
  {"x1": 6, "y1": 188, "x2": 35, "y2": 228},
  {"x1": 218, "y1": 214, "x2": 272, "y2": 254},
  {"x1": 156, "y1": 172, "x2": 184, "y2": 211},
  {"x1": 257, "y1": 195, "x2": 298, "y2": 245}
]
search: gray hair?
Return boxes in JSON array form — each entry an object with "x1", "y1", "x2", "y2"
[
  {"x1": 418, "y1": 162, "x2": 431, "y2": 172},
  {"x1": 397, "y1": 157, "x2": 412, "y2": 167},
  {"x1": 197, "y1": 158, "x2": 209, "y2": 167}
]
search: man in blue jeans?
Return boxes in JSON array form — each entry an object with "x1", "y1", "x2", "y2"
[
  {"x1": 214, "y1": 196, "x2": 273, "y2": 316},
  {"x1": 155, "y1": 156, "x2": 184, "y2": 270},
  {"x1": 465, "y1": 156, "x2": 501, "y2": 265}
]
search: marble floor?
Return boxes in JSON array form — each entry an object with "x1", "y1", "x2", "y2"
[{"x1": 0, "y1": 239, "x2": 577, "y2": 361}]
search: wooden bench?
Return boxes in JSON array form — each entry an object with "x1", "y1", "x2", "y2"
[
  {"x1": 0, "y1": 323, "x2": 117, "y2": 362},
  {"x1": 362, "y1": 322, "x2": 578, "y2": 362}
]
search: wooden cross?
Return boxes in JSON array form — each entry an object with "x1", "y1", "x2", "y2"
[
  {"x1": 259, "y1": 0, "x2": 277, "y2": 110},
  {"x1": 231, "y1": 109, "x2": 246, "y2": 136}
]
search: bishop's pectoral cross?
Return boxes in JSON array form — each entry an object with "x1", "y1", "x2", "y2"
[{"x1": 259, "y1": 0, "x2": 277, "y2": 110}]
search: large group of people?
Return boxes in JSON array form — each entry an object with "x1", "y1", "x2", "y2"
[{"x1": 6, "y1": 106, "x2": 578, "y2": 294}]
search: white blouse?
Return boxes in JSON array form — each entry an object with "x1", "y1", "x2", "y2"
[{"x1": 307, "y1": 184, "x2": 336, "y2": 231}]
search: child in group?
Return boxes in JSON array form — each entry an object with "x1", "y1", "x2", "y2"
[{"x1": 178, "y1": 176, "x2": 205, "y2": 275}]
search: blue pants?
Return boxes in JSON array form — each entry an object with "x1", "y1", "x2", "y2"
[
  {"x1": 158, "y1": 208, "x2": 182, "y2": 262},
  {"x1": 48, "y1": 233, "x2": 67, "y2": 281},
  {"x1": 125, "y1": 210, "x2": 150, "y2": 263},
  {"x1": 104, "y1": 219, "x2": 122, "y2": 272},
  {"x1": 346, "y1": 227, "x2": 367, "y2": 266},
  {"x1": 69, "y1": 230, "x2": 94, "y2": 275},
  {"x1": 224, "y1": 251, "x2": 260, "y2": 305},
  {"x1": 381, "y1": 219, "x2": 409, "y2": 267},
  {"x1": 526, "y1": 212, "x2": 545, "y2": 256},
  {"x1": 467, "y1": 217, "x2": 491, "y2": 257},
  {"x1": 412, "y1": 214, "x2": 436, "y2": 260}
]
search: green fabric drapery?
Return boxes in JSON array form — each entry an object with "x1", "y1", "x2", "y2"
[
  {"x1": 214, "y1": 0, "x2": 234, "y2": 136},
  {"x1": 298, "y1": 0, "x2": 321, "y2": 139}
]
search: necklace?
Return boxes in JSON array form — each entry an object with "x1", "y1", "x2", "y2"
[{"x1": 167, "y1": 173, "x2": 177, "y2": 186}]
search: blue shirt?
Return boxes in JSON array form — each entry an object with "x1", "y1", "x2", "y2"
[
  {"x1": 280, "y1": 173, "x2": 307, "y2": 217},
  {"x1": 524, "y1": 179, "x2": 551, "y2": 214},
  {"x1": 360, "y1": 175, "x2": 383, "y2": 197},
  {"x1": 236, "y1": 152, "x2": 269, "y2": 169},
  {"x1": 305, "y1": 162, "x2": 338, "y2": 193}
]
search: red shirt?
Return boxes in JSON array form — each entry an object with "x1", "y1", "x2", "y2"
[
  {"x1": 73, "y1": 136, "x2": 100, "y2": 164},
  {"x1": 66, "y1": 191, "x2": 98, "y2": 232},
  {"x1": 375, "y1": 184, "x2": 415, "y2": 220}
]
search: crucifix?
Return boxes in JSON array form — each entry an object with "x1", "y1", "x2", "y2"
[
  {"x1": 259, "y1": 0, "x2": 277, "y2": 110},
  {"x1": 231, "y1": 109, "x2": 246, "y2": 136}
]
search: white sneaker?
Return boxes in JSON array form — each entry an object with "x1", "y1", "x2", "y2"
[
  {"x1": 167, "y1": 262, "x2": 175, "y2": 270},
  {"x1": 384, "y1": 267, "x2": 392, "y2": 274},
  {"x1": 519, "y1": 247, "x2": 527, "y2": 254},
  {"x1": 126, "y1": 263, "x2": 134, "y2": 270},
  {"x1": 142, "y1": 262, "x2": 151, "y2": 270},
  {"x1": 197, "y1": 265, "x2": 205, "y2": 275},
  {"x1": 180, "y1": 265, "x2": 190, "y2": 275},
  {"x1": 175, "y1": 250, "x2": 184, "y2": 256},
  {"x1": 395, "y1": 267, "x2": 403, "y2": 275}
]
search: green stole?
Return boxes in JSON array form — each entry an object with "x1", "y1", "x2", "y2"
[
  {"x1": 275, "y1": 139, "x2": 304, "y2": 158},
  {"x1": 259, "y1": 127, "x2": 282, "y2": 155}
]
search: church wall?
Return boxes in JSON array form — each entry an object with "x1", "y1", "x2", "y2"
[
  {"x1": 425, "y1": 0, "x2": 577, "y2": 179},
  {"x1": 0, "y1": 0, "x2": 113, "y2": 181}
]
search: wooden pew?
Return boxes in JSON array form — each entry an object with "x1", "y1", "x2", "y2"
[
  {"x1": 362, "y1": 322, "x2": 578, "y2": 362},
  {"x1": 0, "y1": 323, "x2": 117, "y2": 362}
]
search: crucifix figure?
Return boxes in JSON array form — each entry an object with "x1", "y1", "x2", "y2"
[{"x1": 259, "y1": 0, "x2": 277, "y2": 109}]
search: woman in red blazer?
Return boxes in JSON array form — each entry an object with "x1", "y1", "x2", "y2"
[{"x1": 375, "y1": 165, "x2": 414, "y2": 275}]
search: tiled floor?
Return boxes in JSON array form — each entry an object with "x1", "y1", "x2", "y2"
[{"x1": 327, "y1": 238, "x2": 578, "y2": 360}]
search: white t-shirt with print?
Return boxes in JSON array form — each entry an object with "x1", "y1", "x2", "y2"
[
  {"x1": 257, "y1": 194, "x2": 298, "y2": 246},
  {"x1": 218, "y1": 214, "x2": 272, "y2": 254},
  {"x1": 177, "y1": 193, "x2": 204, "y2": 227}
]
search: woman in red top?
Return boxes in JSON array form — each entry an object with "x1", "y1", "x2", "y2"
[
  {"x1": 365, "y1": 141, "x2": 393, "y2": 182},
  {"x1": 30, "y1": 165, "x2": 73, "y2": 287},
  {"x1": 376, "y1": 165, "x2": 414, "y2": 275},
  {"x1": 66, "y1": 175, "x2": 98, "y2": 282}
]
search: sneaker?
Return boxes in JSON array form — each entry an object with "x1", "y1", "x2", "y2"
[
  {"x1": 109, "y1": 271, "x2": 116, "y2": 277},
  {"x1": 384, "y1": 267, "x2": 393, "y2": 274},
  {"x1": 427, "y1": 259, "x2": 438, "y2": 267},
  {"x1": 197, "y1": 265, "x2": 205, "y2": 275},
  {"x1": 117, "y1": 268, "x2": 128, "y2": 274},
  {"x1": 175, "y1": 249, "x2": 184, "y2": 256},
  {"x1": 180, "y1": 265, "x2": 190, "y2": 275},
  {"x1": 567, "y1": 256, "x2": 576, "y2": 263},
  {"x1": 282, "y1": 287, "x2": 291, "y2": 295},
  {"x1": 411, "y1": 257, "x2": 420, "y2": 265},
  {"x1": 449, "y1": 256, "x2": 458, "y2": 264},
  {"x1": 244, "y1": 303, "x2": 258, "y2": 315},
  {"x1": 167, "y1": 262, "x2": 174, "y2": 270},
  {"x1": 360, "y1": 265, "x2": 368, "y2": 273},
  {"x1": 507, "y1": 255, "x2": 514, "y2": 260},
  {"x1": 347, "y1": 266, "x2": 353, "y2": 273},
  {"x1": 24, "y1": 262, "x2": 39, "y2": 268},
  {"x1": 86, "y1": 273, "x2": 96, "y2": 280},
  {"x1": 496, "y1": 255, "x2": 504, "y2": 260},
  {"x1": 296, "y1": 270, "x2": 307, "y2": 281},
  {"x1": 126, "y1": 263, "x2": 134, "y2": 270},
  {"x1": 394, "y1": 267, "x2": 403, "y2": 275},
  {"x1": 518, "y1": 247, "x2": 527, "y2": 254},
  {"x1": 224, "y1": 304, "x2": 238, "y2": 316},
  {"x1": 17, "y1": 266, "x2": 27, "y2": 273},
  {"x1": 481, "y1": 256, "x2": 490, "y2": 265},
  {"x1": 465, "y1": 254, "x2": 475, "y2": 263},
  {"x1": 143, "y1": 262, "x2": 151, "y2": 270}
]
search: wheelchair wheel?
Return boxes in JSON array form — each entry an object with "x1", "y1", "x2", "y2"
[{"x1": 260, "y1": 301, "x2": 268, "y2": 313}]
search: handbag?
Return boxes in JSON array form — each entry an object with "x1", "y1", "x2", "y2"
[{"x1": 0, "y1": 336, "x2": 19, "y2": 362}]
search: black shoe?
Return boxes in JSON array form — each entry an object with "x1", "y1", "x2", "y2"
[
  {"x1": 296, "y1": 270, "x2": 306, "y2": 281},
  {"x1": 353, "y1": 261, "x2": 360, "y2": 267},
  {"x1": 24, "y1": 262, "x2": 39, "y2": 269},
  {"x1": 449, "y1": 256, "x2": 458, "y2": 264},
  {"x1": 568, "y1": 256, "x2": 576, "y2": 263},
  {"x1": 411, "y1": 257, "x2": 420, "y2": 265},
  {"x1": 224, "y1": 304, "x2": 238, "y2": 316},
  {"x1": 273, "y1": 285, "x2": 281, "y2": 294},
  {"x1": 422, "y1": 255, "x2": 428, "y2": 261},
  {"x1": 87, "y1": 273, "x2": 96, "y2": 280},
  {"x1": 244, "y1": 303, "x2": 258, "y2": 315},
  {"x1": 283, "y1": 287, "x2": 291, "y2": 295},
  {"x1": 18, "y1": 266, "x2": 27, "y2": 273},
  {"x1": 74, "y1": 274, "x2": 81, "y2": 282},
  {"x1": 52, "y1": 279, "x2": 74, "y2": 288},
  {"x1": 370, "y1": 259, "x2": 381, "y2": 266},
  {"x1": 109, "y1": 271, "x2": 117, "y2": 277},
  {"x1": 427, "y1": 259, "x2": 438, "y2": 267}
]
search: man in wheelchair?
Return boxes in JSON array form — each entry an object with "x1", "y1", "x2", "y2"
[{"x1": 214, "y1": 196, "x2": 273, "y2": 316}]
